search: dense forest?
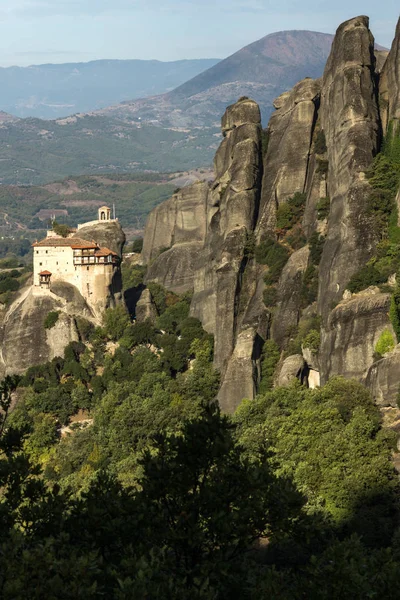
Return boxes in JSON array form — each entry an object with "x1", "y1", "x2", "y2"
[{"x1": 1, "y1": 274, "x2": 400, "y2": 598}]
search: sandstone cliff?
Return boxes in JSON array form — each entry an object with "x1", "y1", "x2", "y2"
[
  {"x1": 0, "y1": 283, "x2": 93, "y2": 377},
  {"x1": 140, "y1": 15, "x2": 400, "y2": 413}
]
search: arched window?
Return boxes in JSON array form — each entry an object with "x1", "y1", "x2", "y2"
[{"x1": 100, "y1": 211, "x2": 106, "y2": 220}]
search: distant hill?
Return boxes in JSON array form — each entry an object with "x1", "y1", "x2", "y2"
[
  {"x1": 97, "y1": 30, "x2": 335, "y2": 126},
  {"x1": 0, "y1": 30, "x2": 387, "y2": 185},
  {"x1": 0, "y1": 58, "x2": 220, "y2": 119}
]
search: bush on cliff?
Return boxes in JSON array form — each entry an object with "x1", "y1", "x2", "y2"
[
  {"x1": 43, "y1": 311, "x2": 59, "y2": 329},
  {"x1": 374, "y1": 329, "x2": 396, "y2": 357}
]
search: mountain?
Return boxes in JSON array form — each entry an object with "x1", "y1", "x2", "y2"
[
  {"x1": 0, "y1": 58, "x2": 220, "y2": 119},
  {"x1": 97, "y1": 30, "x2": 335, "y2": 126},
  {"x1": 0, "y1": 30, "x2": 385, "y2": 185},
  {"x1": 141, "y1": 15, "x2": 400, "y2": 413}
]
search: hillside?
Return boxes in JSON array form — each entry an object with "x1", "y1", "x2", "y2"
[
  {"x1": 0, "y1": 58, "x2": 220, "y2": 119},
  {"x1": 98, "y1": 30, "x2": 335, "y2": 126},
  {"x1": 0, "y1": 169, "x2": 213, "y2": 241}
]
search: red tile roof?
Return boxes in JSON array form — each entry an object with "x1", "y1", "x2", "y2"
[
  {"x1": 39, "y1": 270, "x2": 52, "y2": 275},
  {"x1": 32, "y1": 237, "x2": 98, "y2": 249},
  {"x1": 94, "y1": 247, "x2": 118, "y2": 257}
]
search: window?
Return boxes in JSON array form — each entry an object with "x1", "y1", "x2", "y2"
[
  {"x1": 36, "y1": 250, "x2": 39, "y2": 254},
  {"x1": 87, "y1": 266, "x2": 89, "y2": 271},
  {"x1": 45, "y1": 250, "x2": 48, "y2": 254},
  {"x1": 39, "y1": 262, "x2": 42, "y2": 266}
]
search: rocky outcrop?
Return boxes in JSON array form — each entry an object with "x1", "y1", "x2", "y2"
[
  {"x1": 139, "y1": 16, "x2": 400, "y2": 412},
  {"x1": 73, "y1": 221, "x2": 125, "y2": 257},
  {"x1": 320, "y1": 289, "x2": 392, "y2": 384},
  {"x1": 257, "y1": 78, "x2": 321, "y2": 236},
  {"x1": 275, "y1": 354, "x2": 304, "y2": 387},
  {"x1": 190, "y1": 99, "x2": 263, "y2": 411},
  {"x1": 271, "y1": 246, "x2": 310, "y2": 348},
  {"x1": 142, "y1": 182, "x2": 208, "y2": 293},
  {"x1": 317, "y1": 16, "x2": 380, "y2": 320},
  {"x1": 0, "y1": 286, "x2": 80, "y2": 377},
  {"x1": 135, "y1": 288, "x2": 158, "y2": 323},
  {"x1": 380, "y1": 17, "x2": 400, "y2": 132},
  {"x1": 146, "y1": 243, "x2": 204, "y2": 295},
  {"x1": 366, "y1": 346, "x2": 400, "y2": 408}
]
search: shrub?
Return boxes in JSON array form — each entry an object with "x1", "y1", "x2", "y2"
[
  {"x1": 347, "y1": 265, "x2": 386, "y2": 294},
  {"x1": 275, "y1": 192, "x2": 307, "y2": 233},
  {"x1": 131, "y1": 238, "x2": 143, "y2": 253},
  {"x1": 303, "y1": 329, "x2": 321, "y2": 353},
  {"x1": 75, "y1": 317, "x2": 94, "y2": 342},
  {"x1": 0, "y1": 277, "x2": 20, "y2": 293},
  {"x1": 261, "y1": 129, "x2": 270, "y2": 157},
  {"x1": 103, "y1": 305, "x2": 131, "y2": 341},
  {"x1": 44, "y1": 311, "x2": 60, "y2": 329},
  {"x1": 314, "y1": 129, "x2": 327, "y2": 154},
  {"x1": 390, "y1": 288, "x2": 400, "y2": 342},
  {"x1": 375, "y1": 329, "x2": 396, "y2": 356},
  {"x1": 255, "y1": 238, "x2": 290, "y2": 284},
  {"x1": 317, "y1": 196, "x2": 330, "y2": 220},
  {"x1": 52, "y1": 221, "x2": 71, "y2": 238},
  {"x1": 259, "y1": 339, "x2": 280, "y2": 393}
]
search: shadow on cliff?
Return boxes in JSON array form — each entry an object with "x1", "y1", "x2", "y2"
[{"x1": 124, "y1": 283, "x2": 145, "y2": 318}]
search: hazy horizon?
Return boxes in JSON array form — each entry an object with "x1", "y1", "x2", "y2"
[{"x1": 0, "y1": 0, "x2": 397, "y2": 67}]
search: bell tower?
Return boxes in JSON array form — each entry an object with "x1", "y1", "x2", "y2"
[{"x1": 98, "y1": 206, "x2": 111, "y2": 221}]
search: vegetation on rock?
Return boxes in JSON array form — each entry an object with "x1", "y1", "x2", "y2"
[{"x1": 43, "y1": 311, "x2": 60, "y2": 329}]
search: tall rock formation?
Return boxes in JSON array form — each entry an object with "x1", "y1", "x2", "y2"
[
  {"x1": 317, "y1": 16, "x2": 380, "y2": 320},
  {"x1": 380, "y1": 17, "x2": 400, "y2": 133},
  {"x1": 141, "y1": 15, "x2": 400, "y2": 413},
  {"x1": 142, "y1": 182, "x2": 208, "y2": 294}
]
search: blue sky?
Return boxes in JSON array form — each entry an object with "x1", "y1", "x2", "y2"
[{"x1": 0, "y1": 0, "x2": 398, "y2": 66}]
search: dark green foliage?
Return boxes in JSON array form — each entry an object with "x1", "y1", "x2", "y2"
[
  {"x1": 130, "y1": 237, "x2": 143, "y2": 253},
  {"x1": 390, "y1": 287, "x2": 400, "y2": 342},
  {"x1": 243, "y1": 231, "x2": 256, "y2": 259},
  {"x1": 262, "y1": 286, "x2": 277, "y2": 307},
  {"x1": 0, "y1": 277, "x2": 20, "y2": 293},
  {"x1": 43, "y1": 311, "x2": 59, "y2": 329},
  {"x1": 316, "y1": 158, "x2": 329, "y2": 174},
  {"x1": 103, "y1": 305, "x2": 131, "y2": 341},
  {"x1": 255, "y1": 238, "x2": 290, "y2": 284},
  {"x1": 52, "y1": 220, "x2": 71, "y2": 237},
  {"x1": 261, "y1": 129, "x2": 270, "y2": 157},
  {"x1": 347, "y1": 264, "x2": 387, "y2": 294},
  {"x1": 121, "y1": 262, "x2": 146, "y2": 291},
  {"x1": 317, "y1": 196, "x2": 330, "y2": 219},
  {"x1": 120, "y1": 319, "x2": 156, "y2": 349},
  {"x1": 384, "y1": 121, "x2": 400, "y2": 164},
  {"x1": 147, "y1": 282, "x2": 179, "y2": 315},
  {"x1": 303, "y1": 329, "x2": 320, "y2": 352},
  {"x1": 367, "y1": 188, "x2": 395, "y2": 237},
  {"x1": 259, "y1": 339, "x2": 280, "y2": 393},
  {"x1": 156, "y1": 297, "x2": 190, "y2": 333},
  {"x1": 75, "y1": 317, "x2": 94, "y2": 342},
  {"x1": 275, "y1": 192, "x2": 307, "y2": 232},
  {"x1": 314, "y1": 129, "x2": 327, "y2": 154}
]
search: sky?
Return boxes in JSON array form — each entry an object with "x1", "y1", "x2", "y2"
[{"x1": 0, "y1": 0, "x2": 398, "y2": 67}]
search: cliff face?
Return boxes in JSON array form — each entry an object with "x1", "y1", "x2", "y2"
[
  {"x1": 0, "y1": 284, "x2": 90, "y2": 377},
  {"x1": 380, "y1": 18, "x2": 400, "y2": 132},
  {"x1": 141, "y1": 15, "x2": 400, "y2": 413},
  {"x1": 317, "y1": 16, "x2": 380, "y2": 321},
  {"x1": 142, "y1": 182, "x2": 208, "y2": 294}
]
